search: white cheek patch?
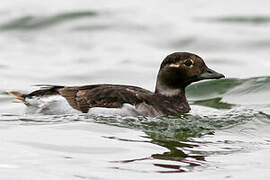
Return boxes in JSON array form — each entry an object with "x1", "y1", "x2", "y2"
[{"x1": 169, "y1": 64, "x2": 180, "y2": 68}]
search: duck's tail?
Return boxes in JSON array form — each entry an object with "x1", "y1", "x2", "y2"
[{"x1": 6, "y1": 91, "x2": 27, "y2": 104}]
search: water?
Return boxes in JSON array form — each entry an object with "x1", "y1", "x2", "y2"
[{"x1": 0, "y1": 0, "x2": 270, "y2": 179}]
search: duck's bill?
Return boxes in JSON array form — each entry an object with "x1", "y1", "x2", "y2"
[{"x1": 199, "y1": 67, "x2": 225, "y2": 80}]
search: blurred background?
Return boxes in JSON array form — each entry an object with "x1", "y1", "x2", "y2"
[
  {"x1": 1, "y1": 0, "x2": 270, "y2": 179},
  {"x1": 0, "y1": 0, "x2": 269, "y2": 90}
]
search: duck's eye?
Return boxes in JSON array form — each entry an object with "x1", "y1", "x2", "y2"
[{"x1": 184, "y1": 59, "x2": 193, "y2": 67}]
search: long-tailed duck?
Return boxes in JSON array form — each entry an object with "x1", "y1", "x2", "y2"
[{"x1": 8, "y1": 52, "x2": 224, "y2": 116}]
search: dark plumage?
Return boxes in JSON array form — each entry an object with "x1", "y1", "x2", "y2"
[{"x1": 8, "y1": 52, "x2": 225, "y2": 116}]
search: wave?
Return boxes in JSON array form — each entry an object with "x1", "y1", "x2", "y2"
[
  {"x1": 0, "y1": 11, "x2": 97, "y2": 31},
  {"x1": 198, "y1": 15, "x2": 270, "y2": 24},
  {"x1": 187, "y1": 76, "x2": 270, "y2": 107}
]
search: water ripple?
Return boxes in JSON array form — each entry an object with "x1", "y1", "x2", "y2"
[
  {"x1": 187, "y1": 76, "x2": 270, "y2": 106},
  {"x1": 198, "y1": 16, "x2": 270, "y2": 24},
  {"x1": 0, "y1": 11, "x2": 97, "y2": 31}
]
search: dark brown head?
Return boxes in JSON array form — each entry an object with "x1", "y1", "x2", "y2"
[{"x1": 155, "y1": 52, "x2": 224, "y2": 96}]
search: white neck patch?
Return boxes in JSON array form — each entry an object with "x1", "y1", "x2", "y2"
[
  {"x1": 158, "y1": 88, "x2": 181, "y2": 96},
  {"x1": 156, "y1": 82, "x2": 182, "y2": 96}
]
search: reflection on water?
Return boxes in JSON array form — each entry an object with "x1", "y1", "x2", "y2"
[
  {"x1": 96, "y1": 106, "x2": 270, "y2": 173},
  {"x1": 1, "y1": 105, "x2": 267, "y2": 173}
]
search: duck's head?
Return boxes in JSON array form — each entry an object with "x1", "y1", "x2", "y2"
[{"x1": 155, "y1": 52, "x2": 225, "y2": 96}]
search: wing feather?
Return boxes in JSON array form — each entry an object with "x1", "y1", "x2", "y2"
[{"x1": 58, "y1": 85, "x2": 152, "y2": 113}]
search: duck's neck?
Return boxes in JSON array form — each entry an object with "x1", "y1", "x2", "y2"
[
  {"x1": 154, "y1": 73, "x2": 190, "y2": 112},
  {"x1": 155, "y1": 77, "x2": 186, "y2": 98},
  {"x1": 155, "y1": 80, "x2": 190, "y2": 112},
  {"x1": 154, "y1": 68, "x2": 190, "y2": 111}
]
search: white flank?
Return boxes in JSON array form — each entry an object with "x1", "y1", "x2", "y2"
[
  {"x1": 24, "y1": 95, "x2": 142, "y2": 116},
  {"x1": 88, "y1": 103, "x2": 140, "y2": 116},
  {"x1": 25, "y1": 95, "x2": 81, "y2": 115}
]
